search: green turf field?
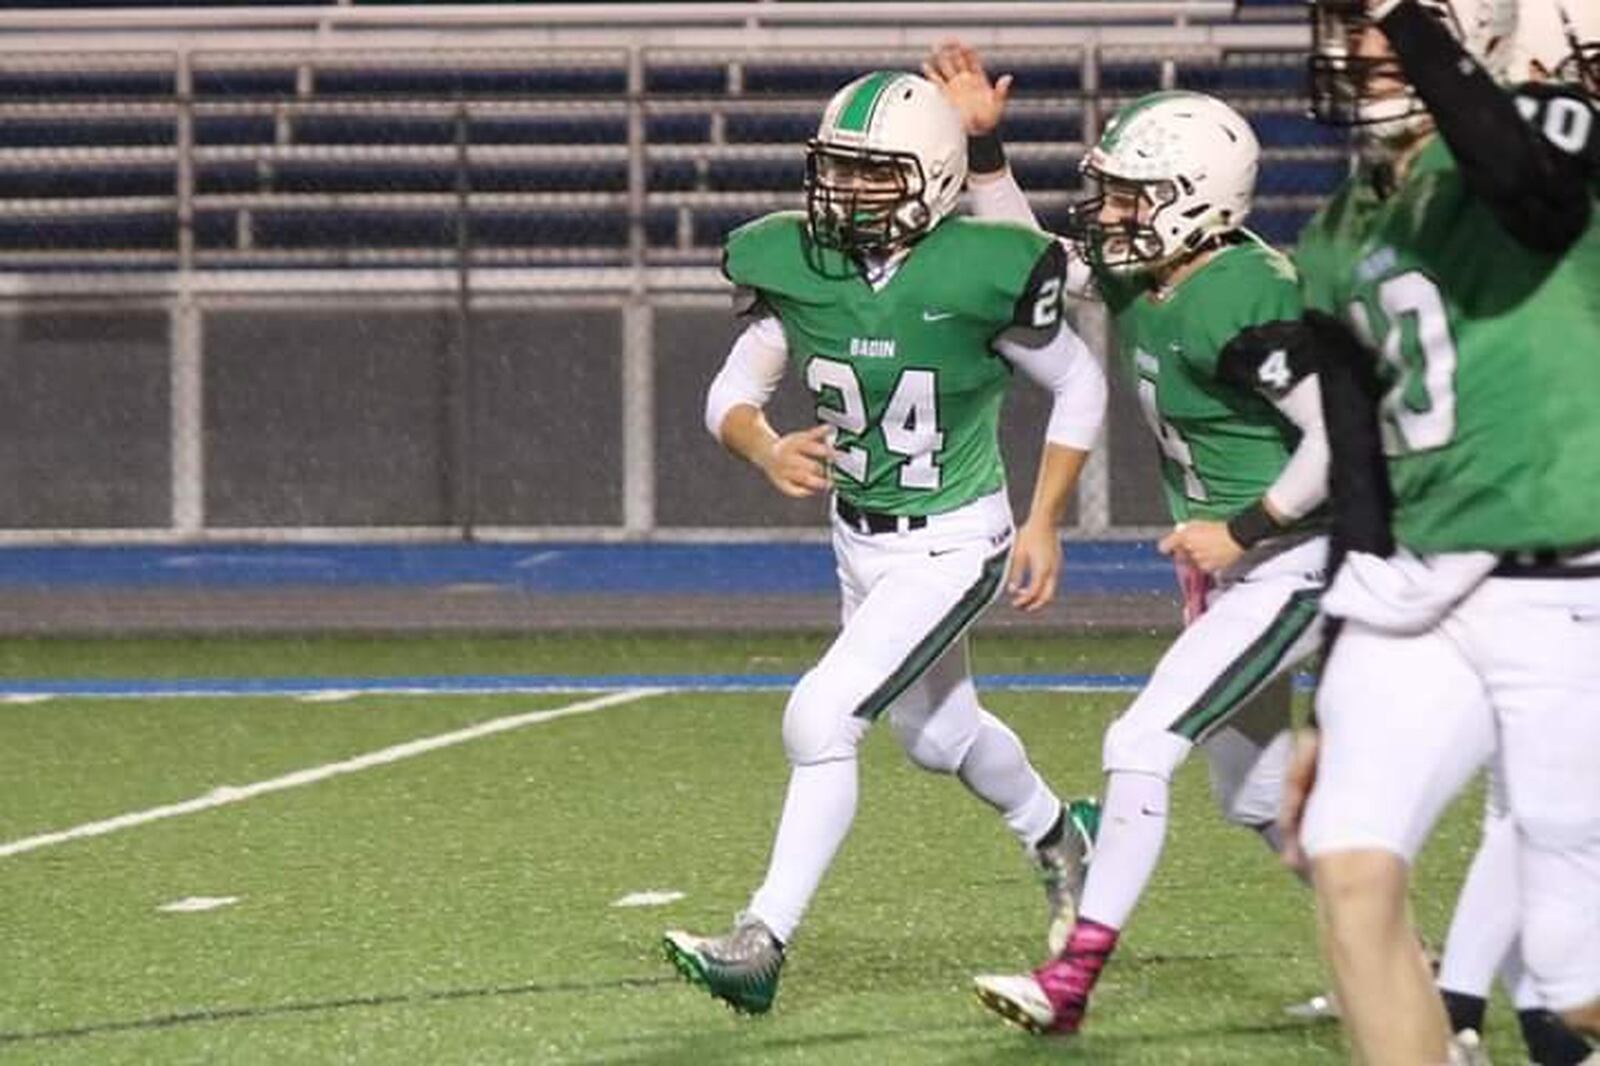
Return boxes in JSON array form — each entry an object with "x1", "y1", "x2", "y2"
[{"x1": 0, "y1": 634, "x2": 1511, "y2": 1064}]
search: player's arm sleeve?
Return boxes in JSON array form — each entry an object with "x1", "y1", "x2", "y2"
[
  {"x1": 704, "y1": 315, "x2": 788, "y2": 441},
  {"x1": 1303, "y1": 309, "x2": 1395, "y2": 575},
  {"x1": 1259, "y1": 378, "x2": 1329, "y2": 524},
  {"x1": 1377, "y1": 0, "x2": 1592, "y2": 253},
  {"x1": 967, "y1": 168, "x2": 1043, "y2": 230},
  {"x1": 995, "y1": 325, "x2": 1107, "y2": 450},
  {"x1": 1214, "y1": 320, "x2": 1328, "y2": 543},
  {"x1": 993, "y1": 240, "x2": 1104, "y2": 448},
  {"x1": 966, "y1": 140, "x2": 1097, "y2": 299}
]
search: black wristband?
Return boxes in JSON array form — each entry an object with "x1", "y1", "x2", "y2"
[
  {"x1": 1226, "y1": 500, "x2": 1281, "y2": 549},
  {"x1": 969, "y1": 131, "x2": 1006, "y2": 175}
]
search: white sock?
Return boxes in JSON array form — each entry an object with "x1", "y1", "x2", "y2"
[
  {"x1": 1438, "y1": 810, "x2": 1520, "y2": 999},
  {"x1": 747, "y1": 758, "x2": 858, "y2": 944},
  {"x1": 956, "y1": 709, "x2": 1062, "y2": 847},
  {"x1": 1078, "y1": 770, "x2": 1170, "y2": 930}
]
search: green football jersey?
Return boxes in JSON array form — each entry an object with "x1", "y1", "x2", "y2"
[
  {"x1": 723, "y1": 211, "x2": 1060, "y2": 516},
  {"x1": 1295, "y1": 165, "x2": 1381, "y2": 317},
  {"x1": 1100, "y1": 241, "x2": 1308, "y2": 524},
  {"x1": 1306, "y1": 116, "x2": 1600, "y2": 553}
]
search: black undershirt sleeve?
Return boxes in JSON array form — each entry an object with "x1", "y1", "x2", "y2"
[
  {"x1": 1380, "y1": 0, "x2": 1592, "y2": 254},
  {"x1": 1215, "y1": 319, "x2": 1318, "y2": 402},
  {"x1": 1303, "y1": 310, "x2": 1394, "y2": 578},
  {"x1": 995, "y1": 240, "x2": 1068, "y2": 350}
]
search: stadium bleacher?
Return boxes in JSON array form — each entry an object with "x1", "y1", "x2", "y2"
[{"x1": 0, "y1": 23, "x2": 1336, "y2": 270}]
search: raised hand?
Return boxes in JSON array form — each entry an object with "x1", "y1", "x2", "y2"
[{"x1": 922, "y1": 39, "x2": 1012, "y2": 136}]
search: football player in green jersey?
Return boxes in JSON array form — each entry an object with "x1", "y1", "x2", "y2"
[
  {"x1": 1405, "y1": 8, "x2": 1600, "y2": 1065},
  {"x1": 1279, "y1": 0, "x2": 1600, "y2": 1059},
  {"x1": 660, "y1": 71, "x2": 1109, "y2": 1016},
  {"x1": 924, "y1": 48, "x2": 1336, "y2": 1036}
]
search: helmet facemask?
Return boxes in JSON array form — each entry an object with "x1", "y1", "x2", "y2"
[
  {"x1": 803, "y1": 141, "x2": 933, "y2": 258},
  {"x1": 1556, "y1": 6, "x2": 1600, "y2": 94},
  {"x1": 1568, "y1": 44, "x2": 1600, "y2": 95},
  {"x1": 1078, "y1": 167, "x2": 1183, "y2": 275},
  {"x1": 1309, "y1": 0, "x2": 1431, "y2": 132}
]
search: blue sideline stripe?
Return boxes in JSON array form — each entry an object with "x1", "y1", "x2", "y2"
[
  {"x1": 0, "y1": 541, "x2": 1173, "y2": 595},
  {"x1": 0, "y1": 672, "x2": 1156, "y2": 700}
]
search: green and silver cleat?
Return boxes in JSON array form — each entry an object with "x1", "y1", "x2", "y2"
[
  {"x1": 1037, "y1": 797, "x2": 1101, "y2": 955},
  {"x1": 662, "y1": 913, "x2": 785, "y2": 1015}
]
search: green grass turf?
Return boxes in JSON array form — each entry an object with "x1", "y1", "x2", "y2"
[
  {"x1": 0, "y1": 636, "x2": 1516, "y2": 1064},
  {"x1": 0, "y1": 631, "x2": 1173, "y2": 681}
]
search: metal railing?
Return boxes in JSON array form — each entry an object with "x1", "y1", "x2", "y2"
[{"x1": 0, "y1": 5, "x2": 1315, "y2": 544}]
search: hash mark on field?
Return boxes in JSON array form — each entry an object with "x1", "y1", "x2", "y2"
[
  {"x1": 0, "y1": 687, "x2": 663, "y2": 860},
  {"x1": 612, "y1": 890, "x2": 685, "y2": 908},
  {"x1": 158, "y1": 896, "x2": 240, "y2": 914}
]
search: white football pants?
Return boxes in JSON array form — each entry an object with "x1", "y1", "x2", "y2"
[
  {"x1": 747, "y1": 491, "x2": 1063, "y2": 942},
  {"x1": 1103, "y1": 535, "x2": 1327, "y2": 824},
  {"x1": 1303, "y1": 571, "x2": 1600, "y2": 1012}
]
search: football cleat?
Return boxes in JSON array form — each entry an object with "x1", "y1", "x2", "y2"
[
  {"x1": 974, "y1": 919, "x2": 1118, "y2": 1036},
  {"x1": 1282, "y1": 991, "x2": 1340, "y2": 1020},
  {"x1": 1036, "y1": 797, "x2": 1100, "y2": 955},
  {"x1": 973, "y1": 973, "x2": 1061, "y2": 1035},
  {"x1": 662, "y1": 914, "x2": 785, "y2": 1015},
  {"x1": 1447, "y1": 1028, "x2": 1489, "y2": 1066}
]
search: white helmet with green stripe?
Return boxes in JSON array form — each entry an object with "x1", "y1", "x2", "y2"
[
  {"x1": 805, "y1": 71, "x2": 967, "y2": 256},
  {"x1": 1080, "y1": 90, "x2": 1259, "y2": 275}
]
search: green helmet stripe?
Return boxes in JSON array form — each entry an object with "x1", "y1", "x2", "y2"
[{"x1": 836, "y1": 71, "x2": 899, "y2": 134}]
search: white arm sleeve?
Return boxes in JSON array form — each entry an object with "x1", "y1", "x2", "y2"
[
  {"x1": 995, "y1": 323, "x2": 1107, "y2": 451},
  {"x1": 704, "y1": 316, "x2": 788, "y2": 441},
  {"x1": 1262, "y1": 376, "x2": 1330, "y2": 522},
  {"x1": 966, "y1": 170, "x2": 1042, "y2": 229},
  {"x1": 968, "y1": 171, "x2": 1096, "y2": 299}
]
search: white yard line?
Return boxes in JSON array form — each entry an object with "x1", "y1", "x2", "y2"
[{"x1": 0, "y1": 687, "x2": 663, "y2": 860}]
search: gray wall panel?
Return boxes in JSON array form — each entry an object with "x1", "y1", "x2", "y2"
[
  {"x1": 205, "y1": 309, "x2": 452, "y2": 526},
  {"x1": 0, "y1": 310, "x2": 168, "y2": 528},
  {"x1": 470, "y1": 309, "x2": 622, "y2": 526},
  {"x1": 654, "y1": 308, "x2": 825, "y2": 529}
]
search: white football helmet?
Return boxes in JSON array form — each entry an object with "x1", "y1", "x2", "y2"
[
  {"x1": 804, "y1": 72, "x2": 966, "y2": 256},
  {"x1": 1509, "y1": 0, "x2": 1599, "y2": 93},
  {"x1": 1310, "y1": 0, "x2": 1518, "y2": 137},
  {"x1": 1077, "y1": 90, "x2": 1259, "y2": 274}
]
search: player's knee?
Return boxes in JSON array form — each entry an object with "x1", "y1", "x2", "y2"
[
  {"x1": 1102, "y1": 715, "x2": 1187, "y2": 779},
  {"x1": 1521, "y1": 906, "x2": 1600, "y2": 1018},
  {"x1": 891, "y1": 712, "x2": 976, "y2": 775},
  {"x1": 1312, "y1": 851, "x2": 1410, "y2": 938},
  {"x1": 782, "y1": 663, "x2": 874, "y2": 766}
]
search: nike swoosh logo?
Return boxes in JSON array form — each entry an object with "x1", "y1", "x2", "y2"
[
  {"x1": 922, "y1": 310, "x2": 955, "y2": 322},
  {"x1": 928, "y1": 547, "x2": 961, "y2": 557}
]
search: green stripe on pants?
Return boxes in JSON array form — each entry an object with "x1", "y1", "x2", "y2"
[
  {"x1": 1168, "y1": 587, "x2": 1320, "y2": 741},
  {"x1": 852, "y1": 547, "x2": 1010, "y2": 722}
]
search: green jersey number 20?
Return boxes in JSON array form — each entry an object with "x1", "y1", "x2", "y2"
[
  {"x1": 1348, "y1": 271, "x2": 1460, "y2": 455},
  {"x1": 806, "y1": 357, "x2": 944, "y2": 490}
]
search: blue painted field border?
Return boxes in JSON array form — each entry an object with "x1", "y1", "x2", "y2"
[{"x1": 0, "y1": 672, "x2": 1313, "y2": 700}]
